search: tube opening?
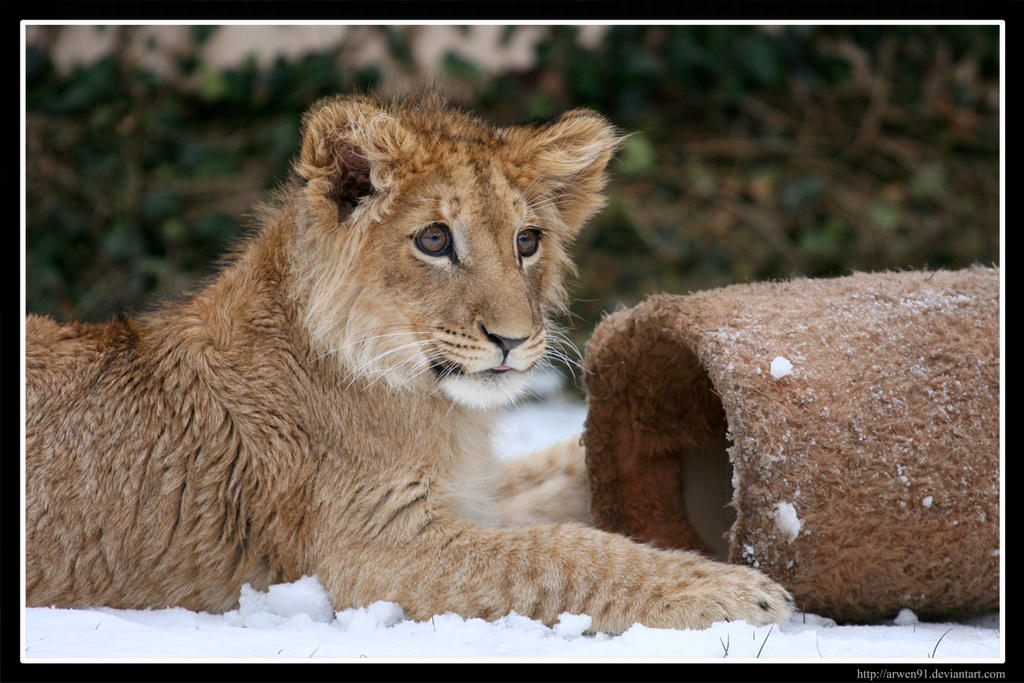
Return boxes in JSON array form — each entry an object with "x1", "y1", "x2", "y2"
[{"x1": 679, "y1": 431, "x2": 735, "y2": 561}]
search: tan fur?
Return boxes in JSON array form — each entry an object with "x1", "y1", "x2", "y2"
[{"x1": 25, "y1": 93, "x2": 794, "y2": 633}]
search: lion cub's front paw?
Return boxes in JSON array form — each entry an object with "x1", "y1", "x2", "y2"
[
  {"x1": 692, "y1": 565, "x2": 794, "y2": 626},
  {"x1": 670, "y1": 562, "x2": 796, "y2": 629}
]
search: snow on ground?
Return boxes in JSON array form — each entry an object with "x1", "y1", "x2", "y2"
[{"x1": 21, "y1": 380, "x2": 1002, "y2": 662}]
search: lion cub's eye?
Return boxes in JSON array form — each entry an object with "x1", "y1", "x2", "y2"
[
  {"x1": 415, "y1": 223, "x2": 453, "y2": 258},
  {"x1": 517, "y1": 229, "x2": 541, "y2": 258}
]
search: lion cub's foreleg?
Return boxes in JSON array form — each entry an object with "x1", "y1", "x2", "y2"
[
  {"x1": 316, "y1": 509, "x2": 794, "y2": 634},
  {"x1": 494, "y1": 435, "x2": 593, "y2": 527},
  {"x1": 311, "y1": 438, "x2": 794, "y2": 633}
]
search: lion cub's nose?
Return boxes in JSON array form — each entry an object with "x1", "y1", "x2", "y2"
[{"x1": 478, "y1": 323, "x2": 527, "y2": 354}]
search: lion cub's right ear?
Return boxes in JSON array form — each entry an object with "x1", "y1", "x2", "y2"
[{"x1": 295, "y1": 96, "x2": 410, "y2": 226}]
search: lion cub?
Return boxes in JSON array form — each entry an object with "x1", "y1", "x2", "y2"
[{"x1": 25, "y1": 93, "x2": 794, "y2": 633}]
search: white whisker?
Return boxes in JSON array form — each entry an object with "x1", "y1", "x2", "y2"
[
  {"x1": 541, "y1": 343, "x2": 588, "y2": 380},
  {"x1": 364, "y1": 352, "x2": 435, "y2": 389},
  {"x1": 317, "y1": 330, "x2": 431, "y2": 361},
  {"x1": 546, "y1": 328, "x2": 583, "y2": 358},
  {"x1": 442, "y1": 397, "x2": 458, "y2": 420},
  {"x1": 343, "y1": 339, "x2": 436, "y2": 390}
]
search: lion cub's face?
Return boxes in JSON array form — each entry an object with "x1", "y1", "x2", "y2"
[{"x1": 293, "y1": 95, "x2": 619, "y2": 409}]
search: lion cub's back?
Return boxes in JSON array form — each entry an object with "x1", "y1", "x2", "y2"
[
  {"x1": 26, "y1": 313, "x2": 131, "y2": 370},
  {"x1": 25, "y1": 313, "x2": 136, "y2": 419}
]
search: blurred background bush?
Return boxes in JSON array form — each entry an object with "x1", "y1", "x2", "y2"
[{"x1": 24, "y1": 24, "x2": 1000, "y2": 383}]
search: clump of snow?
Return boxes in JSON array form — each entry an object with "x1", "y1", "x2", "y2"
[
  {"x1": 922, "y1": 496, "x2": 934, "y2": 508},
  {"x1": 741, "y1": 543, "x2": 761, "y2": 568},
  {"x1": 235, "y1": 575, "x2": 334, "y2": 626},
  {"x1": 894, "y1": 608, "x2": 919, "y2": 626},
  {"x1": 773, "y1": 501, "x2": 804, "y2": 543},
  {"x1": 335, "y1": 601, "x2": 406, "y2": 631},
  {"x1": 552, "y1": 612, "x2": 592, "y2": 639},
  {"x1": 770, "y1": 356, "x2": 793, "y2": 379}
]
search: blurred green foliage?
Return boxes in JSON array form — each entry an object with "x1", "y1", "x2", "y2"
[{"x1": 26, "y1": 25, "x2": 999, "y2": 372}]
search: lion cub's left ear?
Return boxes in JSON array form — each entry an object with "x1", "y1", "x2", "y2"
[
  {"x1": 294, "y1": 95, "x2": 411, "y2": 226},
  {"x1": 511, "y1": 110, "x2": 623, "y2": 233}
]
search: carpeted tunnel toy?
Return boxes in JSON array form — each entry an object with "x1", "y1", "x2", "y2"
[{"x1": 582, "y1": 267, "x2": 1000, "y2": 623}]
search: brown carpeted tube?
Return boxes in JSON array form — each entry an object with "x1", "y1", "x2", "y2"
[{"x1": 582, "y1": 267, "x2": 1000, "y2": 623}]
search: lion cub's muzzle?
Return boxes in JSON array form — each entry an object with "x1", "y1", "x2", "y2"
[
  {"x1": 431, "y1": 324, "x2": 545, "y2": 375},
  {"x1": 429, "y1": 324, "x2": 547, "y2": 408}
]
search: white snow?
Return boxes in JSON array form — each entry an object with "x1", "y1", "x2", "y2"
[
  {"x1": 334, "y1": 600, "x2": 406, "y2": 632},
  {"x1": 21, "y1": 393, "x2": 1002, "y2": 662},
  {"x1": 894, "y1": 608, "x2": 919, "y2": 626},
  {"x1": 235, "y1": 575, "x2": 334, "y2": 625},
  {"x1": 551, "y1": 612, "x2": 593, "y2": 639},
  {"x1": 770, "y1": 356, "x2": 794, "y2": 379},
  {"x1": 922, "y1": 495, "x2": 934, "y2": 508},
  {"x1": 773, "y1": 501, "x2": 804, "y2": 543}
]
